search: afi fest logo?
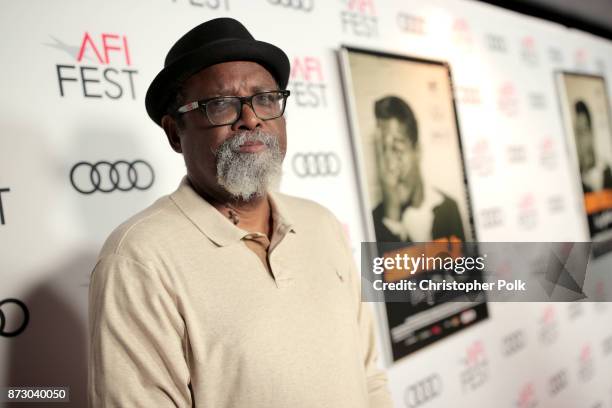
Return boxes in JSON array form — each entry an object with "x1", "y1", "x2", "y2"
[
  {"x1": 516, "y1": 382, "x2": 538, "y2": 408},
  {"x1": 289, "y1": 57, "x2": 327, "y2": 108},
  {"x1": 459, "y1": 340, "x2": 489, "y2": 393},
  {"x1": 469, "y1": 139, "x2": 495, "y2": 178},
  {"x1": 538, "y1": 305, "x2": 558, "y2": 345},
  {"x1": 517, "y1": 193, "x2": 537, "y2": 230},
  {"x1": 51, "y1": 32, "x2": 137, "y2": 99},
  {"x1": 520, "y1": 36, "x2": 538, "y2": 66},
  {"x1": 498, "y1": 82, "x2": 519, "y2": 117},
  {"x1": 172, "y1": 0, "x2": 230, "y2": 10},
  {"x1": 548, "y1": 369, "x2": 568, "y2": 397},
  {"x1": 341, "y1": 0, "x2": 378, "y2": 37},
  {"x1": 0, "y1": 187, "x2": 9, "y2": 225},
  {"x1": 539, "y1": 136, "x2": 557, "y2": 170},
  {"x1": 578, "y1": 344, "x2": 595, "y2": 382}
]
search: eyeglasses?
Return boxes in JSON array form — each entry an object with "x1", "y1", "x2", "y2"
[{"x1": 176, "y1": 90, "x2": 291, "y2": 126}]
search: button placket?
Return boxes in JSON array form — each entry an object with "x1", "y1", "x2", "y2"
[{"x1": 268, "y1": 251, "x2": 294, "y2": 289}]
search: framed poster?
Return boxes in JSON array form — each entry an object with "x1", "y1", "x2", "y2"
[
  {"x1": 557, "y1": 73, "x2": 612, "y2": 256},
  {"x1": 338, "y1": 46, "x2": 488, "y2": 363}
]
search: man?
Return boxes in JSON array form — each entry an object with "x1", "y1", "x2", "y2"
[
  {"x1": 574, "y1": 99, "x2": 612, "y2": 193},
  {"x1": 371, "y1": 96, "x2": 465, "y2": 243},
  {"x1": 88, "y1": 18, "x2": 392, "y2": 407}
]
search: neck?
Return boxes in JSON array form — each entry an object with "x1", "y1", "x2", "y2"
[{"x1": 189, "y1": 178, "x2": 272, "y2": 237}]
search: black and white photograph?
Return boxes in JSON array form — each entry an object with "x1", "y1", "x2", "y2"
[
  {"x1": 339, "y1": 47, "x2": 487, "y2": 361},
  {"x1": 558, "y1": 73, "x2": 612, "y2": 254}
]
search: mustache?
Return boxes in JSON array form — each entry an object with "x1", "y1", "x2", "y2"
[{"x1": 221, "y1": 129, "x2": 278, "y2": 152}]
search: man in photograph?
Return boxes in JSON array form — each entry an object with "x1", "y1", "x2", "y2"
[
  {"x1": 371, "y1": 95, "x2": 465, "y2": 243},
  {"x1": 574, "y1": 99, "x2": 612, "y2": 193},
  {"x1": 88, "y1": 18, "x2": 392, "y2": 407}
]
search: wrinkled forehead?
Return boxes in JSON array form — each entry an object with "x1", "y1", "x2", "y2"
[{"x1": 182, "y1": 61, "x2": 279, "y2": 97}]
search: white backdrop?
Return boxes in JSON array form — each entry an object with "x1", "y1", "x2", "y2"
[{"x1": 1, "y1": 0, "x2": 612, "y2": 407}]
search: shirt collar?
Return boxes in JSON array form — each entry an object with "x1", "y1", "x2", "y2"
[
  {"x1": 268, "y1": 190, "x2": 296, "y2": 235},
  {"x1": 169, "y1": 176, "x2": 296, "y2": 247}
]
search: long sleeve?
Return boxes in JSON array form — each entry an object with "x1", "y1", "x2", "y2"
[
  {"x1": 350, "y1": 257, "x2": 394, "y2": 408},
  {"x1": 88, "y1": 254, "x2": 192, "y2": 407},
  {"x1": 331, "y1": 215, "x2": 394, "y2": 408}
]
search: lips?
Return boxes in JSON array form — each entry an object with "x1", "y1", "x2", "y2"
[
  {"x1": 241, "y1": 141, "x2": 262, "y2": 146},
  {"x1": 238, "y1": 140, "x2": 266, "y2": 153}
]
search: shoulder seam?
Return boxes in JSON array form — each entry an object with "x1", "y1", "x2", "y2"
[
  {"x1": 114, "y1": 206, "x2": 168, "y2": 254},
  {"x1": 98, "y1": 252, "x2": 154, "y2": 273}
]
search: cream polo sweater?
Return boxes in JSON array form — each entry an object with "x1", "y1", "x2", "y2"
[{"x1": 88, "y1": 177, "x2": 393, "y2": 407}]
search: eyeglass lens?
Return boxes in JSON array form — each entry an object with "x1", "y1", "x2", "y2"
[{"x1": 206, "y1": 92, "x2": 286, "y2": 125}]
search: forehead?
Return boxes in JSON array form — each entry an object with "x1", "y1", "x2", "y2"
[
  {"x1": 576, "y1": 111, "x2": 589, "y2": 121},
  {"x1": 182, "y1": 61, "x2": 278, "y2": 97},
  {"x1": 379, "y1": 118, "x2": 407, "y2": 134},
  {"x1": 575, "y1": 112, "x2": 591, "y2": 129}
]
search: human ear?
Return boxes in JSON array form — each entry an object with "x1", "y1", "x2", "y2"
[{"x1": 161, "y1": 115, "x2": 183, "y2": 153}]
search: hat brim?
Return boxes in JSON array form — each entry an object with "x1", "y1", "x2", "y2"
[{"x1": 145, "y1": 38, "x2": 290, "y2": 126}]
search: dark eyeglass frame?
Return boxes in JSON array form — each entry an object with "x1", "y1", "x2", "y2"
[{"x1": 176, "y1": 90, "x2": 291, "y2": 126}]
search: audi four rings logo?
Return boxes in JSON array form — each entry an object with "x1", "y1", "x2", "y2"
[
  {"x1": 70, "y1": 160, "x2": 155, "y2": 194},
  {"x1": 292, "y1": 152, "x2": 341, "y2": 177},
  {"x1": 404, "y1": 374, "x2": 442, "y2": 408},
  {"x1": 0, "y1": 298, "x2": 29, "y2": 337},
  {"x1": 268, "y1": 0, "x2": 314, "y2": 11}
]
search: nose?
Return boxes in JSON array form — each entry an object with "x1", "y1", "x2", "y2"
[{"x1": 231, "y1": 101, "x2": 262, "y2": 131}]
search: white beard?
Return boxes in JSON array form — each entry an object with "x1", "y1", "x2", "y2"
[{"x1": 214, "y1": 129, "x2": 283, "y2": 201}]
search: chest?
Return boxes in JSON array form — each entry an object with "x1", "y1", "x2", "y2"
[{"x1": 177, "y1": 236, "x2": 359, "y2": 362}]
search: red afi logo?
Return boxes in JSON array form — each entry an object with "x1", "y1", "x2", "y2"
[
  {"x1": 77, "y1": 32, "x2": 131, "y2": 66},
  {"x1": 291, "y1": 57, "x2": 324, "y2": 82}
]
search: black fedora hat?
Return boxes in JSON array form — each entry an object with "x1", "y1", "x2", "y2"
[{"x1": 145, "y1": 18, "x2": 290, "y2": 126}]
